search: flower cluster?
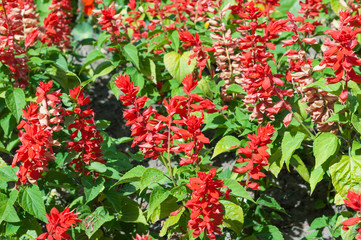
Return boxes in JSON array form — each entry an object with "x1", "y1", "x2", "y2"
[
  {"x1": 116, "y1": 74, "x2": 225, "y2": 164},
  {"x1": 320, "y1": 10, "x2": 361, "y2": 103},
  {"x1": 233, "y1": 123, "x2": 275, "y2": 190},
  {"x1": 0, "y1": 0, "x2": 39, "y2": 88},
  {"x1": 66, "y1": 86, "x2": 105, "y2": 176},
  {"x1": 179, "y1": 31, "x2": 215, "y2": 77},
  {"x1": 12, "y1": 81, "x2": 64, "y2": 184},
  {"x1": 185, "y1": 168, "x2": 229, "y2": 240},
  {"x1": 235, "y1": 2, "x2": 293, "y2": 124},
  {"x1": 37, "y1": 207, "x2": 82, "y2": 240},
  {"x1": 133, "y1": 233, "x2": 152, "y2": 240},
  {"x1": 93, "y1": 1, "x2": 125, "y2": 45},
  {"x1": 283, "y1": 11, "x2": 338, "y2": 133},
  {"x1": 40, "y1": 0, "x2": 73, "y2": 49},
  {"x1": 207, "y1": 1, "x2": 239, "y2": 101},
  {"x1": 341, "y1": 189, "x2": 361, "y2": 239}
]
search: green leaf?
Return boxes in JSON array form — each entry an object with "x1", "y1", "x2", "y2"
[
  {"x1": 226, "y1": 84, "x2": 245, "y2": 94},
  {"x1": 86, "y1": 162, "x2": 107, "y2": 173},
  {"x1": 351, "y1": 114, "x2": 361, "y2": 134},
  {"x1": 19, "y1": 185, "x2": 47, "y2": 222},
  {"x1": 281, "y1": 131, "x2": 305, "y2": 170},
  {"x1": 80, "y1": 49, "x2": 106, "y2": 73},
  {"x1": 84, "y1": 206, "x2": 114, "y2": 238},
  {"x1": 313, "y1": 132, "x2": 339, "y2": 169},
  {"x1": 256, "y1": 225, "x2": 284, "y2": 240},
  {"x1": 5, "y1": 88, "x2": 26, "y2": 122},
  {"x1": 219, "y1": 200, "x2": 244, "y2": 234},
  {"x1": 0, "y1": 191, "x2": 19, "y2": 224},
  {"x1": 164, "y1": 51, "x2": 196, "y2": 83},
  {"x1": 223, "y1": 179, "x2": 255, "y2": 202},
  {"x1": 309, "y1": 165, "x2": 325, "y2": 194},
  {"x1": 119, "y1": 196, "x2": 147, "y2": 225},
  {"x1": 324, "y1": 113, "x2": 348, "y2": 123},
  {"x1": 0, "y1": 166, "x2": 18, "y2": 182},
  {"x1": 330, "y1": 0, "x2": 347, "y2": 14},
  {"x1": 169, "y1": 31, "x2": 180, "y2": 52},
  {"x1": 308, "y1": 216, "x2": 328, "y2": 230},
  {"x1": 329, "y1": 155, "x2": 361, "y2": 197},
  {"x1": 290, "y1": 155, "x2": 310, "y2": 183},
  {"x1": 123, "y1": 44, "x2": 139, "y2": 69},
  {"x1": 113, "y1": 165, "x2": 146, "y2": 186},
  {"x1": 140, "y1": 168, "x2": 166, "y2": 192},
  {"x1": 159, "y1": 207, "x2": 185, "y2": 237},
  {"x1": 53, "y1": 53, "x2": 68, "y2": 71},
  {"x1": 72, "y1": 22, "x2": 94, "y2": 41},
  {"x1": 81, "y1": 176, "x2": 105, "y2": 203},
  {"x1": 212, "y1": 136, "x2": 240, "y2": 159},
  {"x1": 147, "y1": 186, "x2": 170, "y2": 220},
  {"x1": 257, "y1": 195, "x2": 287, "y2": 215},
  {"x1": 306, "y1": 78, "x2": 342, "y2": 95}
]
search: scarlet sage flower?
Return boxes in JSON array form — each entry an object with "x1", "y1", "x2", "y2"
[
  {"x1": 179, "y1": 31, "x2": 215, "y2": 77},
  {"x1": 66, "y1": 86, "x2": 105, "y2": 176},
  {"x1": 40, "y1": 0, "x2": 73, "y2": 49},
  {"x1": 133, "y1": 233, "x2": 152, "y2": 240},
  {"x1": 185, "y1": 168, "x2": 229, "y2": 240},
  {"x1": 233, "y1": 123, "x2": 275, "y2": 190},
  {"x1": 37, "y1": 207, "x2": 81, "y2": 240},
  {"x1": 82, "y1": 0, "x2": 95, "y2": 15},
  {"x1": 341, "y1": 189, "x2": 361, "y2": 238},
  {"x1": 320, "y1": 10, "x2": 361, "y2": 103},
  {"x1": 0, "y1": 0, "x2": 39, "y2": 88},
  {"x1": 116, "y1": 74, "x2": 225, "y2": 163},
  {"x1": 12, "y1": 81, "x2": 64, "y2": 184}
]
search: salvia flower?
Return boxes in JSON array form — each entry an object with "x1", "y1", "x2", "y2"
[
  {"x1": 0, "y1": 0, "x2": 39, "y2": 87},
  {"x1": 40, "y1": 0, "x2": 73, "y2": 49},
  {"x1": 185, "y1": 168, "x2": 229, "y2": 240},
  {"x1": 233, "y1": 123, "x2": 275, "y2": 190},
  {"x1": 12, "y1": 81, "x2": 64, "y2": 184},
  {"x1": 115, "y1": 74, "x2": 225, "y2": 163},
  {"x1": 341, "y1": 189, "x2": 361, "y2": 239},
  {"x1": 133, "y1": 233, "x2": 152, "y2": 240},
  {"x1": 37, "y1": 207, "x2": 81, "y2": 240},
  {"x1": 66, "y1": 86, "x2": 105, "y2": 176},
  {"x1": 320, "y1": 10, "x2": 361, "y2": 103}
]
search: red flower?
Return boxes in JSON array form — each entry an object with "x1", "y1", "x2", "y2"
[
  {"x1": 37, "y1": 207, "x2": 81, "y2": 240},
  {"x1": 185, "y1": 168, "x2": 229, "y2": 240},
  {"x1": 233, "y1": 123, "x2": 275, "y2": 190},
  {"x1": 82, "y1": 0, "x2": 94, "y2": 15},
  {"x1": 341, "y1": 189, "x2": 361, "y2": 237},
  {"x1": 66, "y1": 86, "x2": 105, "y2": 176},
  {"x1": 344, "y1": 189, "x2": 361, "y2": 212},
  {"x1": 0, "y1": 0, "x2": 39, "y2": 88},
  {"x1": 116, "y1": 74, "x2": 224, "y2": 163},
  {"x1": 179, "y1": 31, "x2": 215, "y2": 77},
  {"x1": 40, "y1": 0, "x2": 73, "y2": 49},
  {"x1": 320, "y1": 10, "x2": 361, "y2": 103},
  {"x1": 133, "y1": 233, "x2": 152, "y2": 240},
  {"x1": 12, "y1": 81, "x2": 64, "y2": 184}
]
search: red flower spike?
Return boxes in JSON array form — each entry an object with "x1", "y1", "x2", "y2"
[
  {"x1": 12, "y1": 81, "x2": 64, "y2": 184},
  {"x1": 233, "y1": 123, "x2": 275, "y2": 190},
  {"x1": 319, "y1": 10, "x2": 361, "y2": 103},
  {"x1": 0, "y1": 0, "x2": 39, "y2": 88},
  {"x1": 133, "y1": 233, "x2": 152, "y2": 240},
  {"x1": 344, "y1": 189, "x2": 361, "y2": 212},
  {"x1": 185, "y1": 168, "x2": 228, "y2": 240},
  {"x1": 36, "y1": 207, "x2": 81, "y2": 240},
  {"x1": 40, "y1": 0, "x2": 73, "y2": 49},
  {"x1": 66, "y1": 86, "x2": 105, "y2": 176},
  {"x1": 116, "y1": 74, "x2": 225, "y2": 163}
]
